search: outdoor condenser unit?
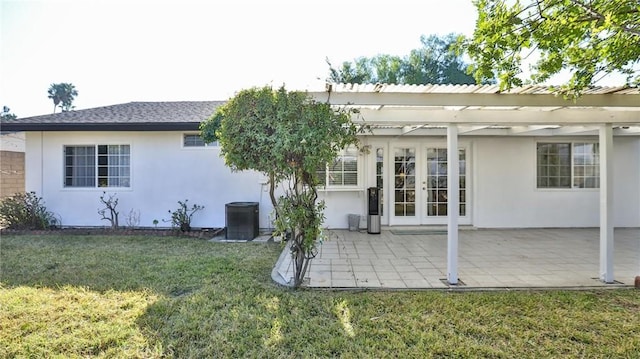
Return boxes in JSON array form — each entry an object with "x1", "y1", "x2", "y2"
[{"x1": 225, "y1": 202, "x2": 259, "y2": 240}]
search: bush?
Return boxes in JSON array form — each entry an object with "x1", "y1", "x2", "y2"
[
  {"x1": 0, "y1": 192, "x2": 57, "y2": 230},
  {"x1": 167, "y1": 200, "x2": 204, "y2": 232}
]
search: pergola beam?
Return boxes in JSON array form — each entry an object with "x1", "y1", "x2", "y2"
[
  {"x1": 364, "y1": 126, "x2": 640, "y2": 137},
  {"x1": 401, "y1": 125, "x2": 424, "y2": 135},
  {"x1": 310, "y1": 91, "x2": 640, "y2": 108},
  {"x1": 458, "y1": 125, "x2": 489, "y2": 134},
  {"x1": 509, "y1": 125, "x2": 557, "y2": 134},
  {"x1": 355, "y1": 108, "x2": 640, "y2": 126}
]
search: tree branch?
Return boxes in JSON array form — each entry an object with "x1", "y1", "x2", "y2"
[{"x1": 568, "y1": 0, "x2": 640, "y2": 37}]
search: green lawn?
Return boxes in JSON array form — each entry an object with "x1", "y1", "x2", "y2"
[{"x1": 1, "y1": 234, "x2": 639, "y2": 358}]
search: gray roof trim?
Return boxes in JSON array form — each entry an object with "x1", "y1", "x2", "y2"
[
  {"x1": 0, "y1": 122, "x2": 201, "y2": 132},
  {"x1": 0, "y1": 101, "x2": 223, "y2": 132}
]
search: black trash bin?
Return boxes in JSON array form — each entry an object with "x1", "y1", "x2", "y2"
[
  {"x1": 367, "y1": 187, "x2": 381, "y2": 234},
  {"x1": 225, "y1": 202, "x2": 259, "y2": 240}
]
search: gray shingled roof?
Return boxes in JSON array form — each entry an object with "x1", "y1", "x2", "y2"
[{"x1": 0, "y1": 101, "x2": 224, "y2": 131}]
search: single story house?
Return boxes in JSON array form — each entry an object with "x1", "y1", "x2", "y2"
[{"x1": 2, "y1": 83, "x2": 638, "y2": 283}]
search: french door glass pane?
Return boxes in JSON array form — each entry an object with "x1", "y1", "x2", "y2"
[
  {"x1": 426, "y1": 148, "x2": 466, "y2": 217},
  {"x1": 394, "y1": 148, "x2": 415, "y2": 217}
]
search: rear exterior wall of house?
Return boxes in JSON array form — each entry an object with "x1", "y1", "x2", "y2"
[
  {"x1": 24, "y1": 131, "x2": 640, "y2": 229},
  {"x1": 25, "y1": 131, "x2": 273, "y2": 229}
]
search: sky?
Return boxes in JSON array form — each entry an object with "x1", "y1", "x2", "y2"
[{"x1": 1, "y1": 0, "x2": 481, "y2": 118}]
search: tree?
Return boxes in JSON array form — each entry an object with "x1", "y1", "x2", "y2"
[
  {"x1": 327, "y1": 33, "x2": 477, "y2": 85},
  {"x1": 1, "y1": 106, "x2": 17, "y2": 120},
  {"x1": 200, "y1": 86, "x2": 361, "y2": 288},
  {"x1": 47, "y1": 83, "x2": 78, "y2": 113},
  {"x1": 465, "y1": 0, "x2": 640, "y2": 96}
]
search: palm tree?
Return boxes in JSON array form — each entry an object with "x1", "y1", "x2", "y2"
[
  {"x1": 1, "y1": 106, "x2": 17, "y2": 120},
  {"x1": 48, "y1": 83, "x2": 78, "y2": 113}
]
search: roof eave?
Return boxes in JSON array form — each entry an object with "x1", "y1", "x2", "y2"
[{"x1": 0, "y1": 122, "x2": 202, "y2": 132}]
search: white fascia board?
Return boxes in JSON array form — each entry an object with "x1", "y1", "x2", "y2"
[{"x1": 355, "y1": 108, "x2": 640, "y2": 126}]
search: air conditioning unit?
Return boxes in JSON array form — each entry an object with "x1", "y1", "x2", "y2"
[{"x1": 225, "y1": 202, "x2": 259, "y2": 240}]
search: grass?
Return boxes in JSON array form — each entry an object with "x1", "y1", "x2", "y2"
[{"x1": 1, "y1": 234, "x2": 639, "y2": 358}]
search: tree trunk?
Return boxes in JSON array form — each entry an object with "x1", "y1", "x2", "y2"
[
  {"x1": 269, "y1": 172, "x2": 278, "y2": 216},
  {"x1": 291, "y1": 170, "x2": 311, "y2": 288}
]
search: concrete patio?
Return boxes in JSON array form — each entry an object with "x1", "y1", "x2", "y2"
[{"x1": 272, "y1": 228, "x2": 640, "y2": 290}]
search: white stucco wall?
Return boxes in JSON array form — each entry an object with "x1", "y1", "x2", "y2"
[
  {"x1": 318, "y1": 135, "x2": 639, "y2": 229},
  {"x1": 319, "y1": 190, "x2": 367, "y2": 229},
  {"x1": 472, "y1": 136, "x2": 640, "y2": 228},
  {"x1": 23, "y1": 131, "x2": 640, "y2": 230},
  {"x1": 25, "y1": 131, "x2": 273, "y2": 229}
]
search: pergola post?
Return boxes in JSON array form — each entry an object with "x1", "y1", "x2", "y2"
[
  {"x1": 447, "y1": 124, "x2": 459, "y2": 285},
  {"x1": 599, "y1": 124, "x2": 614, "y2": 283}
]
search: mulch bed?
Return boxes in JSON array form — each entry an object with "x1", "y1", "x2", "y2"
[{"x1": 0, "y1": 227, "x2": 225, "y2": 239}]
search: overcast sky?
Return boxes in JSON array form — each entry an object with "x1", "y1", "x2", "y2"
[{"x1": 1, "y1": 0, "x2": 481, "y2": 117}]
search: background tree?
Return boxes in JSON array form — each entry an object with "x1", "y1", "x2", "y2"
[
  {"x1": 327, "y1": 33, "x2": 476, "y2": 85},
  {"x1": 465, "y1": 0, "x2": 640, "y2": 95},
  {"x1": 1, "y1": 106, "x2": 17, "y2": 120},
  {"x1": 200, "y1": 86, "x2": 361, "y2": 288},
  {"x1": 47, "y1": 83, "x2": 78, "y2": 113}
]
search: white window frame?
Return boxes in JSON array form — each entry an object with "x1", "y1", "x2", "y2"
[
  {"x1": 536, "y1": 141, "x2": 599, "y2": 190},
  {"x1": 317, "y1": 145, "x2": 361, "y2": 190},
  {"x1": 63, "y1": 144, "x2": 131, "y2": 188},
  {"x1": 182, "y1": 133, "x2": 218, "y2": 148}
]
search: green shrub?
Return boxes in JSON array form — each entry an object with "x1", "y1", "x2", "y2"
[
  {"x1": 0, "y1": 192, "x2": 57, "y2": 230},
  {"x1": 167, "y1": 199, "x2": 204, "y2": 232}
]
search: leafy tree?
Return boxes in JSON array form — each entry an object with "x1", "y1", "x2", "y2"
[
  {"x1": 327, "y1": 33, "x2": 476, "y2": 85},
  {"x1": 200, "y1": 86, "x2": 361, "y2": 287},
  {"x1": 465, "y1": 0, "x2": 640, "y2": 95},
  {"x1": 327, "y1": 57, "x2": 376, "y2": 84},
  {"x1": 1, "y1": 106, "x2": 17, "y2": 120},
  {"x1": 47, "y1": 83, "x2": 78, "y2": 113}
]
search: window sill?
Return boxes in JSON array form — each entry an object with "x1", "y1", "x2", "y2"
[
  {"x1": 61, "y1": 187, "x2": 134, "y2": 192},
  {"x1": 535, "y1": 187, "x2": 600, "y2": 191},
  {"x1": 181, "y1": 146, "x2": 220, "y2": 150},
  {"x1": 317, "y1": 187, "x2": 364, "y2": 192}
]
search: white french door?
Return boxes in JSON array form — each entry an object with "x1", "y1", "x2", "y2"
[
  {"x1": 421, "y1": 146, "x2": 469, "y2": 225},
  {"x1": 387, "y1": 143, "x2": 470, "y2": 225}
]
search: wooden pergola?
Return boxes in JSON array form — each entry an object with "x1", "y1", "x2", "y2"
[{"x1": 308, "y1": 83, "x2": 640, "y2": 284}]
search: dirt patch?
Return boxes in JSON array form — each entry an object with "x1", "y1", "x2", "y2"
[{"x1": 0, "y1": 227, "x2": 224, "y2": 239}]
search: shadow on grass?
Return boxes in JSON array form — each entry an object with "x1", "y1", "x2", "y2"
[
  {"x1": 3, "y1": 234, "x2": 640, "y2": 357},
  {"x1": 0, "y1": 234, "x2": 281, "y2": 295},
  {"x1": 1, "y1": 233, "x2": 296, "y2": 357}
]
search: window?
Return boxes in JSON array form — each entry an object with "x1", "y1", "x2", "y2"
[
  {"x1": 64, "y1": 146, "x2": 95, "y2": 187},
  {"x1": 573, "y1": 143, "x2": 600, "y2": 188},
  {"x1": 183, "y1": 134, "x2": 217, "y2": 147},
  {"x1": 64, "y1": 145, "x2": 130, "y2": 188},
  {"x1": 536, "y1": 142, "x2": 599, "y2": 189},
  {"x1": 317, "y1": 146, "x2": 359, "y2": 187}
]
